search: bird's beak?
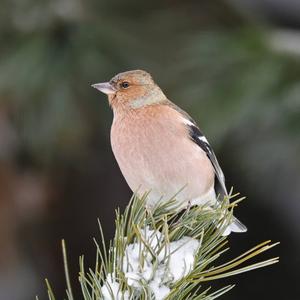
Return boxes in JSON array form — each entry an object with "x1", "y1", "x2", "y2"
[{"x1": 91, "y1": 82, "x2": 116, "y2": 95}]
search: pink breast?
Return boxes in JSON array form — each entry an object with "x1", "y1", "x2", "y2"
[{"x1": 110, "y1": 106, "x2": 215, "y2": 204}]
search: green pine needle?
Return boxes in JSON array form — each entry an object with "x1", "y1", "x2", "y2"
[{"x1": 43, "y1": 192, "x2": 279, "y2": 300}]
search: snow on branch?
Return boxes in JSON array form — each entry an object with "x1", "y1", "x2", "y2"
[{"x1": 43, "y1": 192, "x2": 279, "y2": 300}]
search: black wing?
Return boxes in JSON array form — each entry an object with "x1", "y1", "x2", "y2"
[
  {"x1": 163, "y1": 99, "x2": 228, "y2": 198},
  {"x1": 188, "y1": 124, "x2": 228, "y2": 199}
]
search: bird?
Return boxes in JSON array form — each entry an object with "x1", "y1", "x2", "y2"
[{"x1": 92, "y1": 70, "x2": 247, "y2": 235}]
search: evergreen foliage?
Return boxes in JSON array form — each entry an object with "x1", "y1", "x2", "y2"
[{"x1": 42, "y1": 192, "x2": 278, "y2": 300}]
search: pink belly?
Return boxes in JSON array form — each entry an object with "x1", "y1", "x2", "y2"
[{"x1": 110, "y1": 110, "x2": 215, "y2": 206}]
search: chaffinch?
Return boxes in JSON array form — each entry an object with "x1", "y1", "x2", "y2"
[{"x1": 92, "y1": 70, "x2": 247, "y2": 234}]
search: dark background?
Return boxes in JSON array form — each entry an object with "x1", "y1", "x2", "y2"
[{"x1": 0, "y1": 0, "x2": 299, "y2": 299}]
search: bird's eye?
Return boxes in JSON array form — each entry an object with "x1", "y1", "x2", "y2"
[{"x1": 120, "y1": 81, "x2": 130, "y2": 89}]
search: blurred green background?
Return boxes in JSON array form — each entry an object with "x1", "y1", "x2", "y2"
[{"x1": 0, "y1": 0, "x2": 299, "y2": 299}]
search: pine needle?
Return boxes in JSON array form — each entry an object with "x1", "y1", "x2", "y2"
[{"x1": 45, "y1": 192, "x2": 279, "y2": 300}]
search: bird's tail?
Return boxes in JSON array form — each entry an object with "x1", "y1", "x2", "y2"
[{"x1": 222, "y1": 216, "x2": 247, "y2": 236}]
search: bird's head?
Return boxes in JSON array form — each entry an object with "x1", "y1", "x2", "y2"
[{"x1": 92, "y1": 70, "x2": 166, "y2": 111}]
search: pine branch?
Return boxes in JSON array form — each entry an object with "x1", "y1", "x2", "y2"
[{"x1": 43, "y1": 192, "x2": 279, "y2": 300}]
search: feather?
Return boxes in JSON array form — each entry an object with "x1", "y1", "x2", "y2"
[
  {"x1": 188, "y1": 124, "x2": 227, "y2": 197},
  {"x1": 163, "y1": 100, "x2": 227, "y2": 197}
]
